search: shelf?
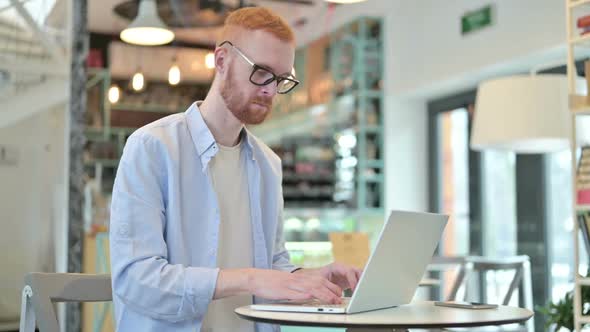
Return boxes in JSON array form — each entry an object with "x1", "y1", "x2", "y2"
[
  {"x1": 569, "y1": 0, "x2": 590, "y2": 9},
  {"x1": 111, "y1": 103, "x2": 184, "y2": 114},
  {"x1": 283, "y1": 174, "x2": 336, "y2": 183},
  {"x1": 85, "y1": 126, "x2": 138, "y2": 138},
  {"x1": 363, "y1": 125, "x2": 382, "y2": 134},
  {"x1": 570, "y1": 97, "x2": 590, "y2": 114},
  {"x1": 356, "y1": 90, "x2": 383, "y2": 98},
  {"x1": 365, "y1": 160, "x2": 384, "y2": 168},
  {"x1": 0, "y1": 322, "x2": 19, "y2": 331},
  {"x1": 361, "y1": 174, "x2": 384, "y2": 183},
  {"x1": 284, "y1": 207, "x2": 383, "y2": 217},
  {"x1": 569, "y1": 33, "x2": 590, "y2": 47},
  {"x1": 569, "y1": 94, "x2": 590, "y2": 115},
  {"x1": 577, "y1": 276, "x2": 590, "y2": 286},
  {"x1": 110, "y1": 127, "x2": 138, "y2": 134},
  {"x1": 285, "y1": 241, "x2": 332, "y2": 252},
  {"x1": 578, "y1": 205, "x2": 590, "y2": 212},
  {"x1": 84, "y1": 159, "x2": 119, "y2": 168}
]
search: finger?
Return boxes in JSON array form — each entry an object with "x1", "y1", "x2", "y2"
[
  {"x1": 345, "y1": 270, "x2": 358, "y2": 291},
  {"x1": 320, "y1": 278, "x2": 343, "y2": 298},
  {"x1": 355, "y1": 268, "x2": 363, "y2": 280},
  {"x1": 310, "y1": 286, "x2": 342, "y2": 304},
  {"x1": 302, "y1": 279, "x2": 341, "y2": 304},
  {"x1": 283, "y1": 289, "x2": 313, "y2": 302},
  {"x1": 290, "y1": 279, "x2": 339, "y2": 303}
]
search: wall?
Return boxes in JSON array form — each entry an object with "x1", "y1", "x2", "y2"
[
  {"x1": 383, "y1": 97, "x2": 428, "y2": 212},
  {"x1": 300, "y1": 0, "x2": 566, "y2": 96},
  {"x1": 299, "y1": 0, "x2": 569, "y2": 212},
  {"x1": 0, "y1": 105, "x2": 67, "y2": 321},
  {"x1": 388, "y1": 0, "x2": 566, "y2": 97}
]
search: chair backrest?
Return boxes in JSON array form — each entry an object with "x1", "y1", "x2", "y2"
[
  {"x1": 19, "y1": 273, "x2": 112, "y2": 332},
  {"x1": 446, "y1": 255, "x2": 534, "y2": 332},
  {"x1": 427, "y1": 256, "x2": 466, "y2": 300},
  {"x1": 448, "y1": 255, "x2": 531, "y2": 305}
]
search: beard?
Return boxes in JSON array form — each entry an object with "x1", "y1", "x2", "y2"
[{"x1": 221, "y1": 66, "x2": 273, "y2": 125}]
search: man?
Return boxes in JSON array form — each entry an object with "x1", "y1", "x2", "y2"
[{"x1": 109, "y1": 6, "x2": 362, "y2": 332}]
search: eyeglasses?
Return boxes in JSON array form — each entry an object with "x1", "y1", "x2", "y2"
[{"x1": 218, "y1": 40, "x2": 300, "y2": 94}]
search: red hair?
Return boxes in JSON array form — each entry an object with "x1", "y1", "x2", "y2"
[{"x1": 221, "y1": 7, "x2": 295, "y2": 45}]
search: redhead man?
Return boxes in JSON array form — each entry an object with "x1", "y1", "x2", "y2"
[{"x1": 109, "y1": 7, "x2": 361, "y2": 332}]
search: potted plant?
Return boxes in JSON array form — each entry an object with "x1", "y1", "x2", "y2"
[{"x1": 537, "y1": 284, "x2": 590, "y2": 331}]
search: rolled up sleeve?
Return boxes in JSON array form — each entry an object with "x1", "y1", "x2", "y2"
[{"x1": 109, "y1": 132, "x2": 219, "y2": 322}]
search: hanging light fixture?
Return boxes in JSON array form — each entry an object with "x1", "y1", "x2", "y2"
[
  {"x1": 205, "y1": 52, "x2": 215, "y2": 69},
  {"x1": 132, "y1": 71, "x2": 145, "y2": 91},
  {"x1": 120, "y1": 0, "x2": 175, "y2": 46},
  {"x1": 471, "y1": 75, "x2": 571, "y2": 153},
  {"x1": 168, "y1": 57, "x2": 181, "y2": 85},
  {"x1": 108, "y1": 85, "x2": 120, "y2": 103}
]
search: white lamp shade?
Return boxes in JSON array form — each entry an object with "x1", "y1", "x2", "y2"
[
  {"x1": 471, "y1": 75, "x2": 571, "y2": 154},
  {"x1": 120, "y1": 0, "x2": 174, "y2": 46}
]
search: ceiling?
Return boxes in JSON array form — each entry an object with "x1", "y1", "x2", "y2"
[
  {"x1": 88, "y1": 0, "x2": 326, "y2": 47},
  {"x1": 109, "y1": 41, "x2": 215, "y2": 82},
  {"x1": 90, "y1": 0, "x2": 332, "y2": 82}
]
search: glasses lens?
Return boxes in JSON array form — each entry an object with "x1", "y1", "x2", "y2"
[
  {"x1": 277, "y1": 78, "x2": 297, "y2": 93},
  {"x1": 250, "y1": 67, "x2": 275, "y2": 85}
]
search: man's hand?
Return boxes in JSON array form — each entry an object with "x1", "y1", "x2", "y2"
[
  {"x1": 293, "y1": 262, "x2": 363, "y2": 293},
  {"x1": 248, "y1": 269, "x2": 344, "y2": 304},
  {"x1": 213, "y1": 268, "x2": 343, "y2": 304}
]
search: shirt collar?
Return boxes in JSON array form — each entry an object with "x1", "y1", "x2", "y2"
[{"x1": 185, "y1": 101, "x2": 255, "y2": 160}]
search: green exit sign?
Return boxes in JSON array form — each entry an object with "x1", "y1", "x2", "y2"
[{"x1": 462, "y1": 5, "x2": 493, "y2": 35}]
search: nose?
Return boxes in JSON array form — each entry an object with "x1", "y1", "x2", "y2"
[{"x1": 260, "y1": 81, "x2": 278, "y2": 97}]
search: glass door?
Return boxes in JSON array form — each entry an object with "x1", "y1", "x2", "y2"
[{"x1": 429, "y1": 93, "x2": 517, "y2": 303}]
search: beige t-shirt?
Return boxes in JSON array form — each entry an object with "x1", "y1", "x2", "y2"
[{"x1": 201, "y1": 141, "x2": 254, "y2": 332}]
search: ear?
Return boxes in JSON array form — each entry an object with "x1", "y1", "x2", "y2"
[{"x1": 214, "y1": 47, "x2": 229, "y2": 76}]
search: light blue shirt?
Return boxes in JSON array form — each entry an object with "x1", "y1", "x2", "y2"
[{"x1": 109, "y1": 102, "x2": 297, "y2": 332}]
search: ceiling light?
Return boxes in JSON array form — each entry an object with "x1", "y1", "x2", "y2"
[
  {"x1": 168, "y1": 63, "x2": 180, "y2": 85},
  {"x1": 205, "y1": 52, "x2": 215, "y2": 69},
  {"x1": 338, "y1": 134, "x2": 357, "y2": 149},
  {"x1": 120, "y1": 0, "x2": 175, "y2": 46},
  {"x1": 108, "y1": 85, "x2": 120, "y2": 103},
  {"x1": 132, "y1": 71, "x2": 144, "y2": 91}
]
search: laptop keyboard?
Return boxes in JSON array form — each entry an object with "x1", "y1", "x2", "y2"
[{"x1": 300, "y1": 298, "x2": 350, "y2": 308}]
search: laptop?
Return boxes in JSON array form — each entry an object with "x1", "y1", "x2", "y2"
[{"x1": 250, "y1": 210, "x2": 448, "y2": 314}]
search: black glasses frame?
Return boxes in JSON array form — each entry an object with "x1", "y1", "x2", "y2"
[{"x1": 218, "y1": 40, "x2": 300, "y2": 94}]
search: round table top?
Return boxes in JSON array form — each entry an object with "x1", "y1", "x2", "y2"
[{"x1": 235, "y1": 301, "x2": 534, "y2": 329}]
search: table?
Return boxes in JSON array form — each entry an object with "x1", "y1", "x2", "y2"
[{"x1": 235, "y1": 301, "x2": 533, "y2": 332}]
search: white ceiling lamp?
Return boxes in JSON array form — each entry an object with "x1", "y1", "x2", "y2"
[
  {"x1": 168, "y1": 57, "x2": 181, "y2": 85},
  {"x1": 108, "y1": 85, "x2": 120, "y2": 103},
  {"x1": 132, "y1": 71, "x2": 145, "y2": 91},
  {"x1": 471, "y1": 75, "x2": 571, "y2": 154},
  {"x1": 120, "y1": 0, "x2": 175, "y2": 46},
  {"x1": 324, "y1": 0, "x2": 368, "y2": 3}
]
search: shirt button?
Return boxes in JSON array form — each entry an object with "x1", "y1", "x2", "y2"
[{"x1": 118, "y1": 224, "x2": 130, "y2": 237}]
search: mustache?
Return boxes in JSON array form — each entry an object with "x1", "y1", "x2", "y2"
[{"x1": 251, "y1": 97, "x2": 273, "y2": 107}]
